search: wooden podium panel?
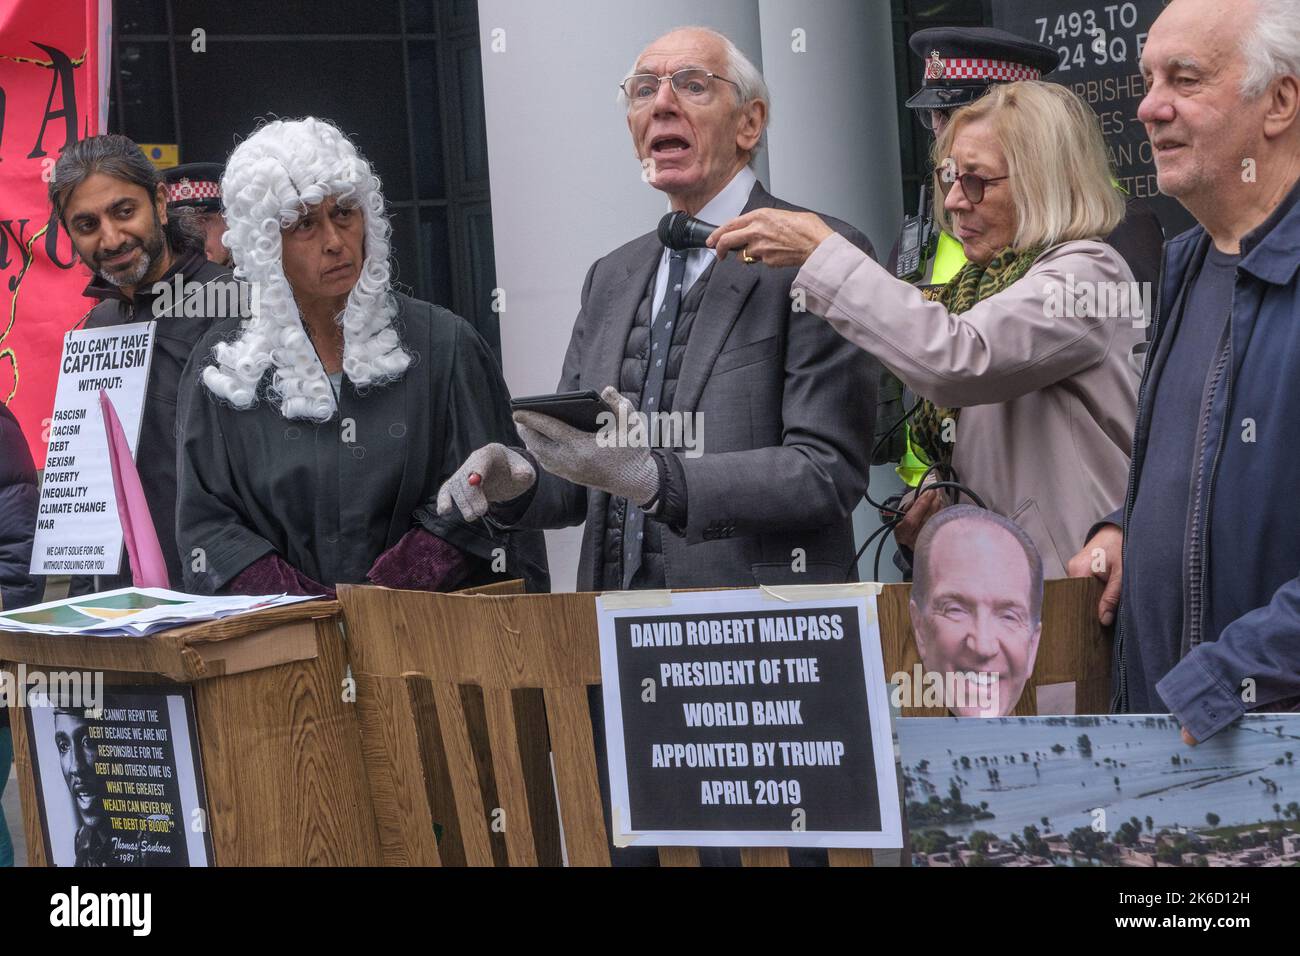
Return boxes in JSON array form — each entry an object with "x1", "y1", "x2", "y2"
[
  {"x1": 341, "y1": 584, "x2": 602, "y2": 867},
  {"x1": 339, "y1": 578, "x2": 1107, "y2": 868},
  {"x1": 1, "y1": 600, "x2": 383, "y2": 866}
]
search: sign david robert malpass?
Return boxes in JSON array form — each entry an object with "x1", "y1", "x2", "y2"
[{"x1": 596, "y1": 587, "x2": 902, "y2": 849}]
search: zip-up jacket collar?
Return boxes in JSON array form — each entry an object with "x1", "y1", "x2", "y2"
[
  {"x1": 1238, "y1": 177, "x2": 1300, "y2": 286},
  {"x1": 82, "y1": 248, "x2": 212, "y2": 310}
]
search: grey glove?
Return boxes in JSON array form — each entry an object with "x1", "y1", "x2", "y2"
[
  {"x1": 513, "y1": 386, "x2": 659, "y2": 507},
  {"x1": 436, "y1": 443, "x2": 537, "y2": 521}
]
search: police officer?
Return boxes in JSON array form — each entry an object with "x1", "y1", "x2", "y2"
[
  {"x1": 162, "y1": 162, "x2": 231, "y2": 268},
  {"x1": 878, "y1": 26, "x2": 1163, "y2": 488}
]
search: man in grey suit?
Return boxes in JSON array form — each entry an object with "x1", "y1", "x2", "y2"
[{"x1": 439, "y1": 25, "x2": 877, "y2": 593}]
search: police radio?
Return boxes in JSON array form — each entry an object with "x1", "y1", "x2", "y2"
[{"x1": 895, "y1": 181, "x2": 938, "y2": 283}]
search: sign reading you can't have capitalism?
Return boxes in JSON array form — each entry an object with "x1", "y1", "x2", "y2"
[
  {"x1": 30, "y1": 322, "x2": 156, "y2": 577},
  {"x1": 597, "y1": 588, "x2": 902, "y2": 849}
]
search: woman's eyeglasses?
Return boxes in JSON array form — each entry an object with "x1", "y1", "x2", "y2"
[{"x1": 951, "y1": 171, "x2": 1008, "y2": 205}]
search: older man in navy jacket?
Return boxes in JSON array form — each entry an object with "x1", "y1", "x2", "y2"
[{"x1": 1071, "y1": 0, "x2": 1300, "y2": 743}]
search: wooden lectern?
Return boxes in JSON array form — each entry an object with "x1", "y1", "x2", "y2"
[{"x1": 0, "y1": 600, "x2": 382, "y2": 866}]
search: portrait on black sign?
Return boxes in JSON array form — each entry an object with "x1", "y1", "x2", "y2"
[{"x1": 25, "y1": 687, "x2": 212, "y2": 866}]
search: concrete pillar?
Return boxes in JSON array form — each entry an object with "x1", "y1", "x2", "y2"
[{"x1": 758, "y1": 0, "x2": 909, "y2": 582}]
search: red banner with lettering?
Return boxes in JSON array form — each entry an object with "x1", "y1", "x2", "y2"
[{"x1": 1, "y1": 0, "x2": 111, "y2": 462}]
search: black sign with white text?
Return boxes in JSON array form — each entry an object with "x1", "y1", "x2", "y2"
[{"x1": 597, "y1": 591, "x2": 901, "y2": 847}]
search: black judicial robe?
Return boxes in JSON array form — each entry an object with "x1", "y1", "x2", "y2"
[{"x1": 175, "y1": 294, "x2": 548, "y2": 593}]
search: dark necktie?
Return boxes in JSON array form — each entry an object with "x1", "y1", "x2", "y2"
[{"x1": 621, "y1": 249, "x2": 687, "y2": 589}]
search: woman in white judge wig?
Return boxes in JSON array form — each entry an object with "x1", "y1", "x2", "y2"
[{"x1": 175, "y1": 117, "x2": 547, "y2": 596}]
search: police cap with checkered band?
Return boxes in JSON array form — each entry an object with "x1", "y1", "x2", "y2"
[
  {"x1": 161, "y1": 162, "x2": 223, "y2": 212},
  {"x1": 905, "y1": 27, "x2": 1059, "y2": 112}
]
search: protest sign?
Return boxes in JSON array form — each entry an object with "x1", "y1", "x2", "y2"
[
  {"x1": 992, "y1": 0, "x2": 1195, "y2": 236},
  {"x1": 900, "y1": 714, "x2": 1300, "y2": 867},
  {"x1": 30, "y1": 321, "x2": 155, "y2": 576},
  {"x1": 0, "y1": 0, "x2": 112, "y2": 458},
  {"x1": 597, "y1": 587, "x2": 902, "y2": 848},
  {"x1": 24, "y1": 684, "x2": 212, "y2": 867}
]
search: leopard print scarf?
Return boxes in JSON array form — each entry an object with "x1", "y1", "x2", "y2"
[{"x1": 909, "y1": 245, "x2": 1045, "y2": 471}]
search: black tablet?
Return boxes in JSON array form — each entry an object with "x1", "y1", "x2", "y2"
[{"x1": 510, "y1": 389, "x2": 608, "y2": 432}]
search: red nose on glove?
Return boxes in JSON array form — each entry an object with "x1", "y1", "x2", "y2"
[{"x1": 468, "y1": 472, "x2": 482, "y2": 487}]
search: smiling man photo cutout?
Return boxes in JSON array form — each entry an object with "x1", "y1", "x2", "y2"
[{"x1": 909, "y1": 505, "x2": 1044, "y2": 717}]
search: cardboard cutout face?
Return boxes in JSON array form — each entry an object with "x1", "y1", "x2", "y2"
[{"x1": 909, "y1": 512, "x2": 1043, "y2": 716}]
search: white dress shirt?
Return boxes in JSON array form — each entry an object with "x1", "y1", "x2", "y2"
[{"x1": 649, "y1": 165, "x2": 757, "y2": 323}]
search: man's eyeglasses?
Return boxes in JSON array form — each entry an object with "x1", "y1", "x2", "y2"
[
  {"x1": 941, "y1": 171, "x2": 1009, "y2": 205},
  {"x1": 620, "y1": 69, "x2": 740, "y2": 107}
]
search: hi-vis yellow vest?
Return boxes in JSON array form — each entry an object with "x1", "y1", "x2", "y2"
[
  {"x1": 930, "y1": 230, "x2": 966, "y2": 285},
  {"x1": 897, "y1": 231, "x2": 967, "y2": 485}
]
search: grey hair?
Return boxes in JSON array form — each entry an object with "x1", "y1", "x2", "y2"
[
  {"x1": 1239, "y1": 0, "x2": 1300, "y2": 98},
  {"x1": 619, "y1": 26, "x2": 771, "y2": 167}
]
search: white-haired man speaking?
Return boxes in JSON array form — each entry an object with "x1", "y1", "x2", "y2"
[
  {"x1": 176, "y1": 117, "x2": 547, "y2": 596},
  {"x1": 439, "y1": 26, "x2": 879, "y2": 867},
  {"x1": 440, "y1": 26, "x2": 878, "y2": 596}
]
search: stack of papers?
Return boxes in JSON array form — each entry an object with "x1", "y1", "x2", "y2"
[{"x1": 0, "y1": 587, "x2": 321, "y2": 637}]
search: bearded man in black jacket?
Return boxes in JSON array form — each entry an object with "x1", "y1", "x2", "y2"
[{"x1": 50, "y1": 135, "x2": 241, "y2": 591}]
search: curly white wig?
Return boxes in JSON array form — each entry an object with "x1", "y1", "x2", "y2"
[{"x1": 202, "y1": 117, "x2": 410, "y2": 421}]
